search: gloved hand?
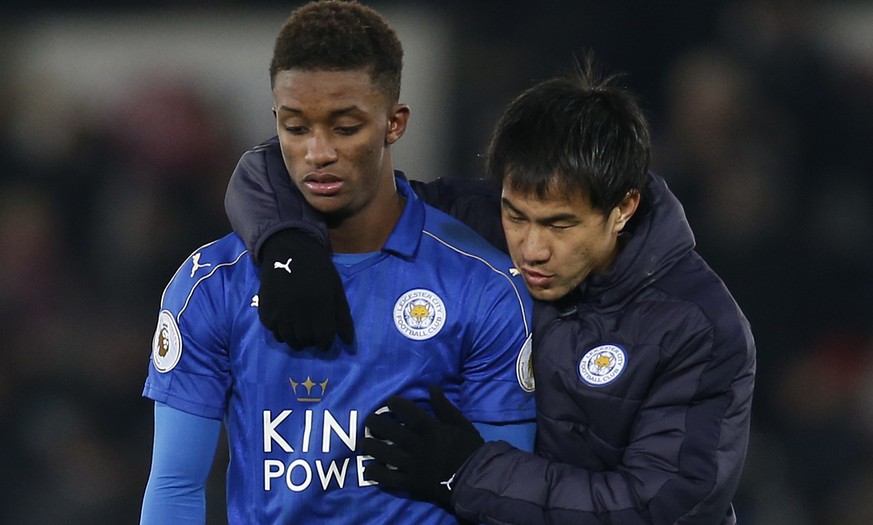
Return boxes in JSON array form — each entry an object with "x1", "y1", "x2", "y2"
[
  {"x1": 362, "y1": 386, "x2": 485, "y2": 510},
  {"x1": 258, "y1": 228, "x2": 354, "y2": 350}
]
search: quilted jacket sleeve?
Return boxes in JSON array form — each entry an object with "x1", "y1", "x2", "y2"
[
  {"x1": 408, "y1": 177, "x2": 506, "y2": 252},
  {"x1": 225, "y1": 136, "x2": 507, "y2": 258},
  {"x1": 451, "y1": 318, "x2": 755, "y2": 525},
  {"x1": 224, "y1": 136, "x2": 328, "y2": 262}
]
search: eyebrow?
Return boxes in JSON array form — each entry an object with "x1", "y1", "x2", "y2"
[
  {"x1": 276, "y1": 105, "x2": 362, "y2": 118},
  {"x1": 501, "y1": 197, "x2": 579, "y2": 223}
]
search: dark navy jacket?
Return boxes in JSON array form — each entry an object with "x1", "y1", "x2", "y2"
[{"x1": 225, "y1": 137, "x2": 756, "y2": 524}]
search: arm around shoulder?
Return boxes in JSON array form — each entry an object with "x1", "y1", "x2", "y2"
[
  {"x1": 409, "y1": 177, "x2": 506, "y2": 253},
  {"x1": 450, "y1": 318, "x2": 755, "y2": 525},
  {"x1": 224, "y1": 137, "x2": 328, "y2": 261}
]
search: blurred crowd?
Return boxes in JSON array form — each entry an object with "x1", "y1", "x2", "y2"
[{"x1": 1, "y1": 1, "x2": 872, "y2": 523}]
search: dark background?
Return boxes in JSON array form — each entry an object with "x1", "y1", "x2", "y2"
[{"x1": 1, "y1": 1, "x2": 872, "y2": 523}]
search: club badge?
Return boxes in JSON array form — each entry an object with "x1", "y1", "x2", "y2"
[
  {"x1": 393, "y1": 289, "x2": 446, "y2": 341},
  {"x1": 578, "y1": 344, "x2": 626, "y2": 387}
]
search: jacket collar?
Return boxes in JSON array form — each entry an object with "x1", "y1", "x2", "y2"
[{"x1": 574, "y1": 173, "x2": 696, "y2": 310}]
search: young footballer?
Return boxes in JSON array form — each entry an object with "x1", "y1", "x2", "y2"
[{"x1": 140, "y1": 3, "x2": 535, "y2": 524}]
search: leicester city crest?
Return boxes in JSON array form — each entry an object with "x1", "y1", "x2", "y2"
[
  {"x1": 393, "y1": 289, "x2": 446, "y2": 341},
  {"x1": 578, "y1": 344, "x2": 626, "y2": 387}
]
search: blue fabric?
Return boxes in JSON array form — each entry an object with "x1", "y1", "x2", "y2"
[
  {"x1": 332, "y1": 251, "x2": 380, "y2": 266},
  {"x1": 474, "y1": 421, "x2": 535, "y2": 452},
  {"x1": 143, "y1": 176, "x2": 535, "y2": 524},
  {"x1": 140, "y1": 402, "x2": 221, "y2": 525}
]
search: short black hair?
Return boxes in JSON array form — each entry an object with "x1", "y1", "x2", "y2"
[
  {"x1": 487, "y1": 56, "x2": 651, "y2": 214},
  {"x1": 270, "y1": 0, "x2": 403, "y2": 102}
]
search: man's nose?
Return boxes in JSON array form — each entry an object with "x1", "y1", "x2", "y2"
[
  {"x1": 520, "y1": 227, "x2": 550, "y2": 263},
  {"x1": 305, "y1": 129, "x2": 338, "y2": 167}
]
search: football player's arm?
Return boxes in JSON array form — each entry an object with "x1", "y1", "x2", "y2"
[
  {"x1": 140, "y1": 402, "x2": 221, "y2": 525},
  {"x1": 224, "y1": 137, "x2": 352, "y2": 349},
  {"x1": 224, "y1": 136, "x2": 328, "y2": 262},
  {"x1": 449, "y1": 328, "x2": 754, "y2": 524},
  {"x1": 225, "y1": 137, "x2": 506, "y2": 258},
  {"x1": 366, "y1": 321, "x2": 754, "y2": 524},
  {"x1": 408, "y1": 177, "x2": 506, "y2": 253},
  {"x1": 223, "y1": 138, "x2": 506, "y2": 349}
]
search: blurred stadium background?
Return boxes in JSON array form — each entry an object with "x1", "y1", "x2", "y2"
[{"x1": 1, "y1": 1, "x2": 872, "y2": 523}]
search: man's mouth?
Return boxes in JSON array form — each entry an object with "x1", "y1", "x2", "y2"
[
  {"x1": 304, "y1": 173, "x2": 344, "y2": 196},
  {"x1": 520, "y1": 267, "x2": 553, "y2": 288}
]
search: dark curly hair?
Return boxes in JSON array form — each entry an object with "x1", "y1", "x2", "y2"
[
  {"x1": 270, "y1": 1, "x2": 404, "y2": 103},
  {"x1": 487, "y1": 54, "x2": 651, "y2": 215}
]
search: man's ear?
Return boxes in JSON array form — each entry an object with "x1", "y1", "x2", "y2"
[
  {"x1": 611, "y1": 190, "x2": 641, "y2": 233},
  {"x1": 386, "y1": 104, "x2": 410, "y2": 145}
]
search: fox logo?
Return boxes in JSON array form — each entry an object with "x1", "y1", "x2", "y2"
[
  {"x1": 593, "y1": 355, "x2": 612, "y2": 369},
  {"x1": 409, "y1": 304, "x2": 431, "y2": 321}
]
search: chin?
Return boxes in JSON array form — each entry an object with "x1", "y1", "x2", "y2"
[
  {"x1": 527, "y1": 287, "x2": 562, "y2": 302},
  {"x1": 304, "y1": 195, "x2": 346, "y2": 215}
]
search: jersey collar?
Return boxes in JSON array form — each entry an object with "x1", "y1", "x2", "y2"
[{"x1": 381, "y1": 171, "x2": 424, "y2": 258}]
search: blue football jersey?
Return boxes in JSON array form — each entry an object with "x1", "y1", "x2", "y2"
[{"x1": 143, "y1": 177, "x2": 535, "y2": 524}]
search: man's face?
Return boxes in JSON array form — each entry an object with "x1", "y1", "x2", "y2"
[
  {"x1": 501, "y1": 182, "x2": 633, "y2": 302},
  {"x1": 272, "y1": 69, "x2": 408, "y2": 219}
]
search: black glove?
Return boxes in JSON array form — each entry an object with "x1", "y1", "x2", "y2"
[
  {"x1": 362, "y1": 386, "x2": 485, "y2": 510},
  {"x1": 258, "y1": 228, "x2": 354, "y2": 350}
]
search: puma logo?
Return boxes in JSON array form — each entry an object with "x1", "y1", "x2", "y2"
[
  {"x1": 274, "y1": 258, "x2": 293, "y2": 274},
  {"x1": 509, "y1": 268, "x2": 520, "y2": 277},
  {"x1": 190, "y1": 252, "x2": 212, "y2": 277},
  {"x1": 440, "y1": 473, "x2": 456, "y2": 492}
]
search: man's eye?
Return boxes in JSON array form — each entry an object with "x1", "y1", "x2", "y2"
[
  {"x1": 284, "y1": 126, "x2": 308, "y2": 135},
  {"x1": 335, "y1": 125, "x2": 362, "y2": 136},
  {"x1": 549, "y1": 224, "x2": 573, "y2": 231}
]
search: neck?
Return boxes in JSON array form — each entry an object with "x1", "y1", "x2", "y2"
[{"x1": 328, "y1": 192, "x2": 405, "y2": 253}]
